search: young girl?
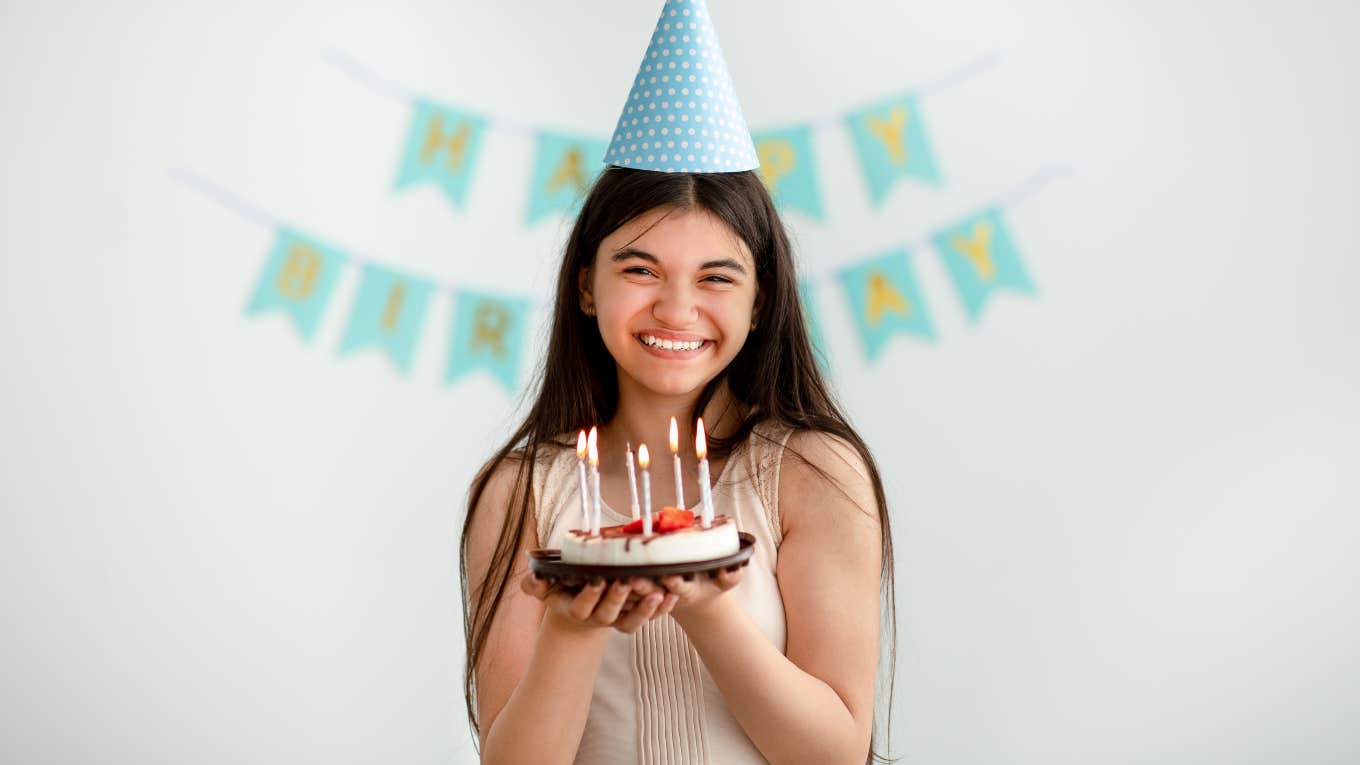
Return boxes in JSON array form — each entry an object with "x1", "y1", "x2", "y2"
[{"x1": 459, "y1": 166, "x2": 897, "y2": 764}]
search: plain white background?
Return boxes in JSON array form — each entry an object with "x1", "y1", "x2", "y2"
[{"x1": 3, "y1": 1, "x2": 1357, "y2": 762}]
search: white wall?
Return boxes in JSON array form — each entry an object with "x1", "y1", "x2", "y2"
[{"x1": 3, "y1": 1, "x2": 1357, "y2": 762}]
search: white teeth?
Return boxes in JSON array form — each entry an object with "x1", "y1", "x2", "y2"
[{"x1": 641, "y1": 334, "x2": 703, "y2": 351}]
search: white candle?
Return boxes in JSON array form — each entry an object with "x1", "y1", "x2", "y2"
[
  {"x1": 625, "y1": 442, "x2": 641, "y2": 520},
  {"x1": 669, "y1": 416, "x2": 685, "y2": 509},
  {"x1": 576, "y1": 430, "x2": 590, "y2": 531},
  {"x1": 587, "y1": 426, "x2": 601, "y2": 535},
  {"x1": 638, "y1": 444, "x2": 653, "y2": 536},
  {"x1": 696, "y1": 417, "x2": 714, "y2": 528}
]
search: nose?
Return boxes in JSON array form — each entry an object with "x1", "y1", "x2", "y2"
[{"x1": 651, "y1": 279, "x2": 699, "y2": 328}]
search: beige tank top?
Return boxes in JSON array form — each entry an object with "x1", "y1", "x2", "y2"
[{"x1": 532, "y1": 421, "x2": 795, "y2": 765}]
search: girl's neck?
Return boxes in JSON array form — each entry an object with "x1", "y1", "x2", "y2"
[{"x1": 601, "y1": 380, "x2": 743, "y2": 467}]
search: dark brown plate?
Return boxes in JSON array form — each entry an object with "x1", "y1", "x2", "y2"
[{"x1": 528, "y1": 531, "x2": 755, "y2": 591}]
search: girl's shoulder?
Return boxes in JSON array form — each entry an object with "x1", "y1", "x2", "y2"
[
  {"x1": 774, "y1": 427, "x2": 878, "y2": 531},
  {"x1": 470, "y1": 435, "x2": 578, "y2": 507},
  {"x1": 748, "y1": 420, "x2": 870, "y2": 479}
]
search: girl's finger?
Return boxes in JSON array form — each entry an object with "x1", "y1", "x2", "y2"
[
  {"x1": 568, "y1": 579, "x2": 608, "y2": 621},
  {"x1": 630, "y1": 578, "x2": 663, "y2": 597},
  {"x1": 521, "y1": 572, "x2": 548, "y2": 599},
  {"x1": 613, "y1": 592, "x2": 663, "y2": 633},
  {"x1": 590, "y1": 579, "x2": 635, "y2": 625},
  {"x1": 654, "y1": 592, "x2": 679, "y2": 617},
  {"x1": 717, "y1": 568, "x2": 742, "y2": 590},
  {"x1": 660, "y1": 575, "x2": 687, "y2": 594}
]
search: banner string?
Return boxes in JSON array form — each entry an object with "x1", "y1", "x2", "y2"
[
  {"x1": 170, "y1": 159, "x2": 1071, "y2": 301},
  {"x1": 803, "y1": 161, "x2": 1073, "y2": 285},
  {"x1": 324, "y1": 47, "x2": 998, "y2": 138},
  {"x1": 169, "y1": 166, "x2": 487, "y2": 299},
  {"x1": 168, "y1": 166, "x2": 280, "y2": 230}
]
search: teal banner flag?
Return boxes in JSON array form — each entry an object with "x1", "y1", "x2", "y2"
[
  {"x1": 837, "y1": 248, "x2": 936, "y2": 360},
  {"x1": 527, "y1": 131, "x2": 608, "y2": 225},
  {"x1": 446, "y1": 289, "x2": 532, "y2": 392},
  {"x1": 932, "y1": 207, "x2": 1034, "y2": 322},
  {"x1": 394, "y1": 99, "x2": 487, "y2": 210},
  {"x1": 245, "y1": 227, "x2": 346, "y2": 341},
  {"x1": 753, "y1": 125, "x2": 824, "y2": 220},
  {"x1": 798, "y1": 279, "x2": 830, "y2": 370},
  {"x1": 337, "y1": 263, "x2": 434, "y2": 374},
  {"x1": 844, "y1": 93, "x2": 941, "y2": 206}
]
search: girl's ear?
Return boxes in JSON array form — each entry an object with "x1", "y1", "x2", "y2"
[{"x1": 578, "y1": 266, "x2": 596, "y2": 316}]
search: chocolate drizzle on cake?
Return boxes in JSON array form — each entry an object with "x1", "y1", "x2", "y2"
[{"x1": 566, "y1": 514, "x2": 734, "y2": 544}]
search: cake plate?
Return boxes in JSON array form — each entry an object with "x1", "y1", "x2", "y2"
[{"x1": 528, "y1": 531, "x2": 755, "y2": 593}]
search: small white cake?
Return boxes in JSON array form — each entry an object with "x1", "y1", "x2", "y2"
[{"x1": 561, "y1": 512, "x2": 739, "y2": 566}]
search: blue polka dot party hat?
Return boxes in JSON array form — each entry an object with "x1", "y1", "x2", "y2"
[{"x1": 604, "y1": 0, "x2": 759, "y2": 173}]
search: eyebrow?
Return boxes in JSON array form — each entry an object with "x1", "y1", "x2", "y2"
[{"x1": 610, "y1": 247, "x2": 749, "y2": 275}]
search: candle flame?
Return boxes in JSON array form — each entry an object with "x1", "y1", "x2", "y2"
[
  {"x1": 587, "y1": 426, "x2": 599, "y2": 467},
  {"x1": 695, "y1": 417, "x2": 707, "y2": 460},
  {"x1": 638, "y1": 443, "x2": 650, "y2": 469},
  {"x1": 576, "y1": 430, "x2": 587, "y2": 458},
  {"x1": 668, "y1": 416, "x2": 679, "y2": 453}
]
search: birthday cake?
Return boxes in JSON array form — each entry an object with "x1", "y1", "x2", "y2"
[{"x1": 560, "y1": 508, "x2": 740, "y2": 566}]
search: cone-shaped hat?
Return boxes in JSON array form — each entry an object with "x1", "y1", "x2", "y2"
[{"x1": 604, "y1": 0, "x2": 759, "y2": 173}]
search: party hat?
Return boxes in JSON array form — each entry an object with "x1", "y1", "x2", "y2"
[{"x1": 604, "y1": 0, "x2": 759, "y2": 173}]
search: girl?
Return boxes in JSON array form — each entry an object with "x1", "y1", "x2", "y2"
[{"x1": 460, "y1": 166, "x2": 896, "y2": 764}]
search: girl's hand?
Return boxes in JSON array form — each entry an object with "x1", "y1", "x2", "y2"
[
  {"x1": 520, "y1": 572, "x2": 678, "y2": 634},
  {"x1": 659, "y1": 566, "x2": 745, "y2": 623}
]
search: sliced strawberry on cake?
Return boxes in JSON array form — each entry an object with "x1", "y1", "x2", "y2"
[{"x1": 620, "y1": 507, "x2": 694, "y2": 534}]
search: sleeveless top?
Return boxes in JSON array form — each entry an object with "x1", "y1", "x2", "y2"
[{"x1": 532, "y1": 422, "x2": 796, "y2": 765}]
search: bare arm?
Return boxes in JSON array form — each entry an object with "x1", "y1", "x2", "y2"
[
  {"x1": 468, "y1": 458, "x2": 676, "y2": 764},
  {"x1": 666, "y1": 431, "x2": 882, "y2": 764}
]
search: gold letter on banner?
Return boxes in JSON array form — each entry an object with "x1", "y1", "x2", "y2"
[
  {"x1": 867, "y1": 106, "x2": 909, "y2": 165},
  {"x1": 420, "y1": 115, "x2": 471, "y2": 172},
  {"x1": 276, "y1": 244, "x2": 321, "y2": 300},
  {"x1": 380, "y1": 283, "x2": 407, "y2": 332},
  {"x1": 951, "y1": 220, "x2": 997, "y2": 281},
  {"x1": 867, "y1": 271, "x2": 910, "y2": 326},
  {"x1": 471, "y1": 301, "x2": 511, "y2": 358},
  {"x1": 548, "y1": 146, "x2": 587, "y2": 194},
  {"x1": 756, "y1": 138, "x2": 796, "y2": 195}
]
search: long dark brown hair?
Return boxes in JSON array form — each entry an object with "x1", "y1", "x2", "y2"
[{"x1": 460, "y1": 166, "x2": 899, "y2": 763}]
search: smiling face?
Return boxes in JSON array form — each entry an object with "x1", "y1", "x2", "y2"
[{"x1": 582, "y1": 205, "x2": 758, "y2": 400}]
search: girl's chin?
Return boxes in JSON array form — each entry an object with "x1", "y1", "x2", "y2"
[{"x1": 617, "y1": 363, "x2": 719, "y2": 398}]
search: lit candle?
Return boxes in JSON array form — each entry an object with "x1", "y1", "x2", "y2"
[
  {"x1": 576, "y1": 430, "x2": 590, "y2": 531},
  {"x1": 587, "y1": 426, "x2": 601, "y2": 535},
  {"x1": 669, "y1": 416, "x2": 685, "y2": 510},
  {"x1": 695, "y1": 417, "x2": 714, "y2": 528},
  {"x1": 625, "y1": 442, "x2": 641, "y2": 520},
  {"x1": 637, "y1": 444, "x2": 653, "y2": 536}
]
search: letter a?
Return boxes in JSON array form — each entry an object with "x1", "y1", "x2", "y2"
[
  {"x1": 547, "y1": 146, "x2": 586, "y2": 194},
  {"x1": 866, "y1": 271, "x2": 910, "y2": 326}
]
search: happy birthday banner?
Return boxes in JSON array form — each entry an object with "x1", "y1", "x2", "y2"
[
  {"x1": 172, "y1": 169, "x2": 534, "y2": 391},
  {"x1": 171, "y1": 164, "x2": 1065, "y2": 391},
  {"x1": 326, "y1": 49, "x2": 996, "y2": 224},
  {"x1": 801, "y1": 165, "x2": 1065, "y2": 362}
]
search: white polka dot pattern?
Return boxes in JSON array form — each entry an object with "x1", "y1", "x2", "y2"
[{"x1": 604, "y1": 0, "x2": 758, "y2": 174}]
